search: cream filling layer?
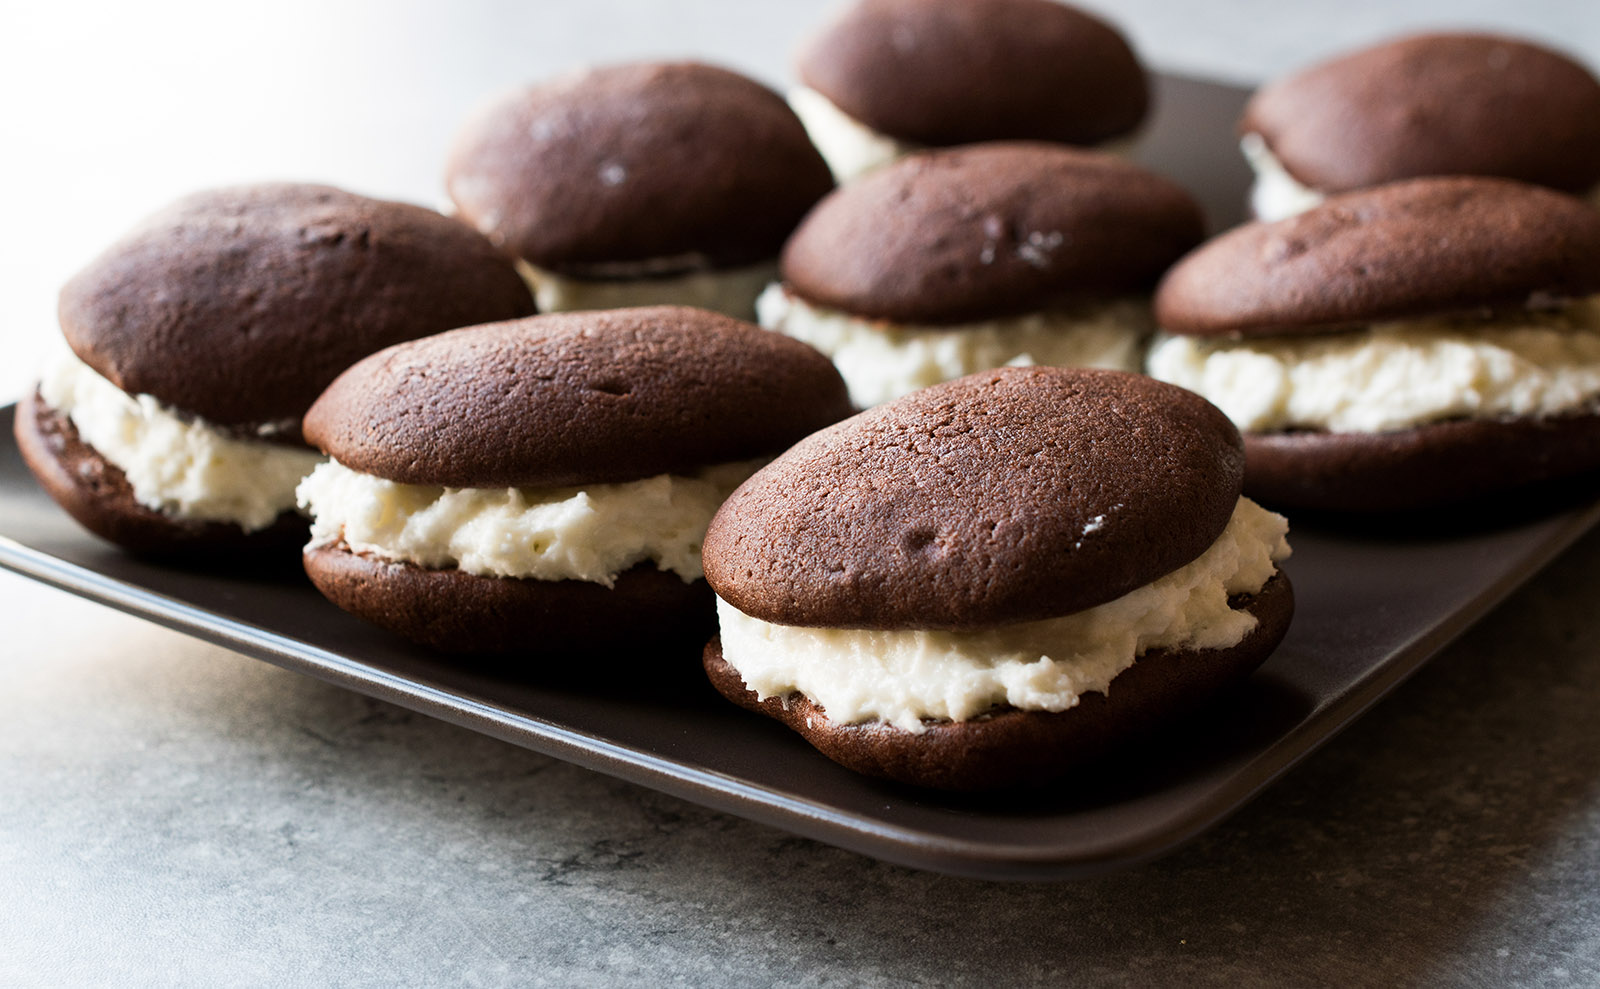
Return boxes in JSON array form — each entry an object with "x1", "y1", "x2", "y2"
[
  {"x1": 1242, "y1": 133, "x2": 1600, "y2": 221},
  {"x1": 515, "y1": 259, "x2": 777, "y2": 321},
  {"x1": 1240, "y1": 133, "x2": 1329, "y2": 222},
  {"x1": 757, "y1": 284, "x2": 1150, "y2": 407},
  {"x1": 296, "y1": 459, "x2": 764, "y2": 586},
  {"x1": 788, "y1": 86, "x2": 920, "y2": 183},
  {"x1": 1146, "y1": 299, "x2": 1600, "y2": 433},
  {"x1": 717, "y1": 497, "x2": 1290, "y2": 734},
  {"x1": 790, "y1": 86, "x2": 1141, "y2": 184},
  {"x1": 37, "y1": 352, "x2": 323, "y2": 531}
]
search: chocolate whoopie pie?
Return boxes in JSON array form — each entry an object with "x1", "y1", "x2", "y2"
[
  {"x1": 791, "y1": 0, "x2": 1148, "y2": 181},
  {"x1": 1239, "y1": 33, "x2": 1600, "y2": 220},
  {"x1": 701, "y1": 367, "x2": 1294, "y2": 791},
  {"x1": 16, "y1": 183, "x2": 535, "y2": 557},
  {"x1": 296, "y1": 306, "x2": 852, "y2": 655},
  {"x1": 757, "y1": 142, "x2": 1205, "y2": 407},
  {"x1": 1147, "y1": 177, "x2": 1600, "y2": 512},
  {"x1": 445, "y1": 61, "x2": 834, "y2": 320}
]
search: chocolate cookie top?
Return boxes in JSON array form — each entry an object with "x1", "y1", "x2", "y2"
[
  {"x1": 304, "y1": 306, "x2": 852, "y2": 488},
  {"x1": 1241, "y1": 33, "x2": 1600, "y2": 195},
  {"x1": 781, "y1": 143, "x2": 1205, "y2": 324},
  {"x1": 445, "y1": 62, "x2": 835, "y2": 274},
  {"x1": 58, "y1": 183, "x2": 535, "y2": 435},
  {"x1": 702, "y1": 367, "x2": 1244, "y2": 630},
  {"x1": 1155, "y1": 177, "x2": 1600, "y2": 337},
  {"x1": 797, "y1": 0, "x2": 1147, "y2": 147}
]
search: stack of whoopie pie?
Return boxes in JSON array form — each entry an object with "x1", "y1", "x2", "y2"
[
  {"x1": 1148, "y1": 176, "x2": 1600, "y2": 511},
  {"x1": 790, "y1": 0, "x2": 1148, "y2": 181},
  {"x1": 296, "y1": 306, "x2": 851, "y2": 654},
  {"x1": 445, "y1": 61, "x2": 833, "y2": 320},
  {"x1": 759, "y1": 142, "x2": 1204, "y2": 407},
  {"x1": 17, "y1": 183, "x2": 535, "y2": 557},
  {"x1": 1239, "y1": 32, "x2": 1600, "y2": 220},
  {"x1": 701, "y1": 368, "x2": 1294, "y2": 790}
]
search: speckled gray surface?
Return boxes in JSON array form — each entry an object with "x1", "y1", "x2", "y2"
[{"x1": 4, "y1": 2, "x2": 1600, "y2": 986}]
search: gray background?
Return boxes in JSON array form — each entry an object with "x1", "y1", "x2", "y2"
[{"x1": 3, "y1": 1, "x2": 1600, "y2": 985}]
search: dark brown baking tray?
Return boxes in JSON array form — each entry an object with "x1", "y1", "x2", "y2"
[{"x1": 5, "y1": 75, "x2": 1599, "y2": 881}]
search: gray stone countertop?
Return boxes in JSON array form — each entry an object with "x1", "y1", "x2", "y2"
[{"x1": 4, "y1": 2, "x2": 1600, "y2": 985}]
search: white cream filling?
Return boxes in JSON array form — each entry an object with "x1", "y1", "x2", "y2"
[
  {"x1": 296, "y1": 458, "x2": 763, "y2": 586},
  {"x1": 788, "y1": 86, "x2": 921, "y2": 184},
  {"x1": 37, "y1": 352, "x2": 323, "y2": 531},
  {"x1": 1242, "y1": 133, "x2": 1600, "y2": 221},
  {"x1": 1146, "y1": 298, "x2": 1600, "y2": 434},
  {"x1": 515, "y1": 258, "x2": 777, "y2": 321},
  {"x1": 717, "y1": 497, "x2": 1290, "y2": 734},
  {"x1": 789, "y1": 86, "x2": 1141, "y2": 185},
  {"x1": 1240, "y1": 133, "x2": 1328, "y2": 222},
  {"x1": 757, "y1": 283, "x2": 1150, "y2": 407}
]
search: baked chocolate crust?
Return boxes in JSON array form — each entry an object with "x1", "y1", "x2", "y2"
[
  {"x1": 15, "y1": 390, "x2": 307, "y2": 558},
  {"x1": 444, "y1": 61, "x2": 834, "y2": 272},
  {"x1": 1154, "y1": 177, "x2": 1600, "y2": 337},
  {"x1": 58, "y1": 183, "x2": 535, "y2": 437},
  {"x1": 1243, "y1": 412, "x2": 1600, "y2": 512},
  {"x1": 704, "y1": 572, "x2": 1293, "y2": 791},
  {"x1": 303, "y1": 306, "x2": 852, "y2": 488},
  {"x1": 702, "y1": 367, "x2": 1244, "y2": 630},
  {"x1": 302, "y1": 543, "x2": 715, "y2": 655},
  {"x1": 781, "y1": 143, "x2": 1204, "y2": 324},
  {"x1": 797, "y1": 0, "x2": 1147, "y2": 148},
  {"x1": 1241, "y1": 33, "x2": 1600, "y2": 195}
]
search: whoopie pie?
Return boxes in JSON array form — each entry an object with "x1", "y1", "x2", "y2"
[
  {"x1": 757, "y1": 142, "x2": 1205, "y2": 407},
  {"x1": 296, "y1": 306, "x2": 852, "y2": 655},
  {"x1": 791, "y1": 0, "x2": 1148, "y2": 182},
  {"x1": 445, "y1": 61, "x2": 834, "y2": 320},
  {"x1": 701, "y1": 367, "x2": 1294, "y2": 791},
  {"x1": 16, "y1": 183, "x2": 535, "y2": 557},
  {"x1": 1239, "y1": 32, "x2": 1600, "y2": 220},
  {"x1": 1147, "y1": 177, "x2": 1600, "y2": 512}
]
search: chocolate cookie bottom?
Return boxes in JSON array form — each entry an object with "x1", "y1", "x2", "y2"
[
  {"x1": 15, "y1": 389, "x2": 307, "y2": 558},
  {"x1": 703, "y1": 571, "x2": 1294, "y2": 791},
  {"x1": 304, "y1": 542, "x2": 716, "y2": 656},
  {"x1": 1244, "y1": 412, "x2": 1600, "y2": 512}
]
